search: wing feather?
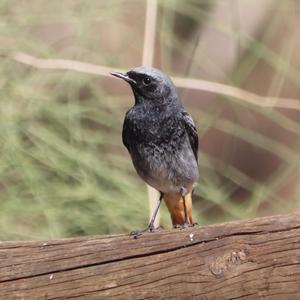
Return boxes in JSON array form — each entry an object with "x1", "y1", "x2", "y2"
[{"x1": 182, "y1": 111, "x2": 198, "y2": 162}]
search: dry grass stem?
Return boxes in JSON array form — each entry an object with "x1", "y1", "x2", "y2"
[{"x1": 13, "y1": 52, "x2": 300, "y2": 111}]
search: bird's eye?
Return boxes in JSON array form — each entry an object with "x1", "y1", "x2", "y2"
[{"x1": 143, "y1": 77, "x2": 151, "y2": 85}]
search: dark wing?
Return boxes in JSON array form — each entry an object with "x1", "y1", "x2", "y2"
[
  {"x1": 182, "y1": 111, "x2": 199, "y2": 162},
  {"x1": 122, "y1": 117, "x2": 131, "y2": 153}
]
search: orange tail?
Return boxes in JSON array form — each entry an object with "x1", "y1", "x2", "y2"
[{"x1": 163, "y1": 192, "x2": 193, "y2": 225}]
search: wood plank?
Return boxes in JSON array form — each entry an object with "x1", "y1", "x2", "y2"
[{"x1": 1, "y1": 214, "x2": 300, "y2": 299}]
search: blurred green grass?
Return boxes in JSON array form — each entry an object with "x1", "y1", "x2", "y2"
[
  {"x1": 1, "y1": 0, "x2": 300, "y2": 240},
  {"x1": 0, "y1": 67, "x2": 150, "y2": 239}
]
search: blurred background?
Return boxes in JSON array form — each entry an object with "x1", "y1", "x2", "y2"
[{"x1": 1, "y1": 0, "x2": 300, "y2": 240}]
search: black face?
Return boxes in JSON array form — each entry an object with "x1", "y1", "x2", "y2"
[
  {"x1": 111, "y1": 67, "x2": 178, "y2": 105},
  {"x1": 126, "y1": 71, "x2": 160, "y2": 98}
]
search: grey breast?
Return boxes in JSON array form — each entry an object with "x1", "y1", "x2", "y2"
[{"x1": 131, "y1": 132, "x2": 199, "y2": 194}]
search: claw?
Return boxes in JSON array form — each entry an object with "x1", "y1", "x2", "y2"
[
  {"x1": 130, "y1": 225, "x2": 163, "y2": 238},
  {"x1": 173, "y1": 222, "x2": 196, "y2": 229}
]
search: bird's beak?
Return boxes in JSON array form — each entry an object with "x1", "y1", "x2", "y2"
[{"x1": 110, "y1": 72, "x2": 136, "y2": 85}]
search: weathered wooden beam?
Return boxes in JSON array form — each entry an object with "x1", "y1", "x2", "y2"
[{"x1": 1, "y1": 214, "x2": 300, "y2": 299}]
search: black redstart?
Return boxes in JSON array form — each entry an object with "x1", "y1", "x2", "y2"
[{"x1": 111, "y1": 67, "x2": 199, "y2": 235}]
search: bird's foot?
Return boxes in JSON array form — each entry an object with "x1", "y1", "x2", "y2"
[
  {"x1": 173, "y1": 222, "x2": 197, "y2": 229},
  {"x1": 130, "y1": 225, "x2": 163, "y2": 239}
]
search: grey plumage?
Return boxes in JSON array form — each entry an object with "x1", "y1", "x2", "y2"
[{"x1": 118, "y1": 67, "x2": 199, "y2": 195}]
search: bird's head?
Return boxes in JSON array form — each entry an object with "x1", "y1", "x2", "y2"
[{"x1": 111, "y1": 67, "x2": 180, "y2": 106}]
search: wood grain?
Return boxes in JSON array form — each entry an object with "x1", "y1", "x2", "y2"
[{"x1": 1, "y1": 214, "x2": 300, "y2": 299}]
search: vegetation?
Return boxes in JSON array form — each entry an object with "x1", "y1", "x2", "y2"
[{"x1": 0, "y1": 0, "x2": 299, "y2": 239}]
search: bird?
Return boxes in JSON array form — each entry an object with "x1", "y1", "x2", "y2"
[{"x1": 111, "y1": 67, "x2": 199, "y2": 235}]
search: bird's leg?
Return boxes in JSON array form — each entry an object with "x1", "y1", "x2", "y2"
[
  {"x1": 148, "y1": 192, "x2": 164, "y2": 231},
  {"x1": 182, "y1": 196, "x2": 188, "y2": 224},
  {"x1": 181, "y1": 187, "x2": 189, "y2": 227},
  {"x1": 130, "y1": 192, "x2": 164, "y2": 238},
  {"x1": 174, "y1": 187, "x2": 194, "y2": 229}
]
